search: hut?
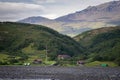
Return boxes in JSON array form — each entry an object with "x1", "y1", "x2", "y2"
[
  {"x1": 33, "y1": 59, "x2": 42, "y2": 64},
  {"x1": 77, "y1": 60, "x2": 85, "y2": 65}
]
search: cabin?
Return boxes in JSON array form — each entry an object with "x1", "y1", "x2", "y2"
[
  {"x1": 77, "y1": 60, "x2": 85, "y2": 65},
  {"x1": 33, "y1": 59, "x2": 42, "y2": 64},
  {"x1": 58, "y1": 55, "x2": 71, "y2": 60}
]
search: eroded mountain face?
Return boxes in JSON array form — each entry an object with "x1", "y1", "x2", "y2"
[{"x1": 18, "y1": 1, "x2": 120, "y2": 36}]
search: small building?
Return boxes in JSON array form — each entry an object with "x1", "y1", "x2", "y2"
[
  {"x1": 58, "y1": 55, "x2": 71, "y2": 60},
  {"x1": 33, "y1": 59, "x2": 42, "y2": 64},
  {"x1": 77, "y1": 60, "x2": 85, "y2": 65}
]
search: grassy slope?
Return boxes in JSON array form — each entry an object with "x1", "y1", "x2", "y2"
[
  {"x1": 0, "y1": 22, "x2": 84, "y2": 65},
  {"x1": 74, "y1": 27, "x2": 120, "y2": 66},
  {"x1": 74, "y1": 27, "x2": 120, "y2": 47},
  {"x1": 85, "y1": 61, "x2": 118, "y2": 67}
]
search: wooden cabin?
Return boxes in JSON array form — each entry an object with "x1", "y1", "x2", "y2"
[
  {"x1": 77, "y1": 60, "x2": 85, "y2": 65},
  {"x1": 33, "y1": 59, "x2": 42, "y2": 64}
]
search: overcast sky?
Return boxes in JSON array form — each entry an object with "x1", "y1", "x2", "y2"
[{"x1": 0, "y1": 0, "x2": 117, "y2": 21}]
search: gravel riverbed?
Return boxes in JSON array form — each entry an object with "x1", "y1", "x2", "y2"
[{"x1": 0, "y1": 66, "x2": 120, "y2": 80}]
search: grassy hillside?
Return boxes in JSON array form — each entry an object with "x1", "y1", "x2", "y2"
[
  {"x1": 0, "y1": 22, "x2": 84, "y2": 65},
  {"x1": 74, "y1": 27, "x2": 120, "y2": 65}
]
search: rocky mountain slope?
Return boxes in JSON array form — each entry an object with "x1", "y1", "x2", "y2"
[
  {"x1": 56, "y1": 1, "x2": 120, "y2": 23},
  {"x1": 18, "y1": 0, "x2": 120, "y2": 36}
]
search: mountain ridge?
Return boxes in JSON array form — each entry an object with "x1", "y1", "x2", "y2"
[
  {"x1": 56, "y1": 0, "x2": 120, "y2": 22},
  {"x1": 18, "y1": 0, "x2": 120, "y2": 36},
  {"x1": 18, "y1": 16, "x2": 53, "y2": 24}
]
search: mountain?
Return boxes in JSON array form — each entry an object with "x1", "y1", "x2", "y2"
[
  {"x1": 18, "y1": 16, "x2": 52, "y2": 24},
  {"x1": 0, "y1": 22, "x2": 84, "y2": 65},
  {"x1": 74, "y1": 26, "x2": 120, "y2": 65},
  {"x1": 18, "y1": 0, "x2": 120, "y2": 36},
  {"x1": 55, "y1": 0, "x2": 120, "y2": 36},
  {"x1": 56, "y1": 1, "x2": 120, "y2": 23},
  {"x1": 18, "y1": 16, "x2": 64, "y2": 33}
]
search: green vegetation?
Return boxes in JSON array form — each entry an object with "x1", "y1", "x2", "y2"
[
  {"x1": 0, "y1": 22, "x2": 83, "y2": 65},
  {"x1": 74, "y1": 27, "x2": 120, "y2": 66},
  {"x1": 85, "y1": 61, "x2": 118, "y2": 67},
  {"x1": 0, "y1": 22, "x2": 120, "y2": 66}
]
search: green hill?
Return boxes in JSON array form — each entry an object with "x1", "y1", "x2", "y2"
[
  {"x1": 74, "y1": 27, "x2": 120, "y2": 65},
  {"x1": 0, "y1": 22, "x2": 84, "y2": 65}
]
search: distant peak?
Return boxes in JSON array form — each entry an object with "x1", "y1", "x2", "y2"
[{"x1": 86, "y1": 6, "x2": 93, "y2": 9}]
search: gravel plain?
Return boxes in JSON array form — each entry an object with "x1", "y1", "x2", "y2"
[{"x1": 0, "y1": 66, "x2": 120, "y2": 80}]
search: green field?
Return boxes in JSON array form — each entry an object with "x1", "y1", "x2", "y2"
[{"x1": 85, "y1": 61, "x2": 118, "y2": 67}]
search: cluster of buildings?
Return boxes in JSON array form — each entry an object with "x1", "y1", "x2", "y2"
[{"x1": 24, "y1": 54, "x2": 85, "y2": 66}]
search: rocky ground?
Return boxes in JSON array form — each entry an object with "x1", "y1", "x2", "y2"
[{"x1": 0, "y1": 66, "x2": 120, "y2": 80}]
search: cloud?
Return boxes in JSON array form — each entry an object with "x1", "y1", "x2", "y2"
[
  {"x1": 0, "y1": 0, "x2": 33, "y2": 3},
  {"x1": 0, "y1": 0, "x2": 56, "y2": 4},
  {"x1": 0, "y1": 2, "x2": 45, "y2": 21},
  {"x1": 32, "y1": 0, "x2": 56, "y2": 4},
  {"x1": 0, "y1": 0, "x2": 116, "y2": 21}
]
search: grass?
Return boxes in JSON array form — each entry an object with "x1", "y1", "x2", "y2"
[
  {"x1": 0, "y1": 53, "x2": 9, "y2": 61},
  {"x1": 85, "y1": 61, "x2": 118, "y2": 67},
  {"x1": 22, "y1": 44, "x2": 56, "y2": 66},
  {"x1": 22, "y1": 43, "x2": 47, "y2": 63},
  {"x1": 22, "y1": 43, "x2": 35, "y2": 54},
  {"x1": 44, "y1": 61, "x2": 56, "y2": 65}
]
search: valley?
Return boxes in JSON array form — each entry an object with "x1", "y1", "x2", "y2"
[
  {"x1": 0, "y1": 0, "x2": 120, "y2": 67},
  {"x1": 0, "y1": 0, "x2": 120, "y2": 80},
  {"x1": 0, "y1": 22, "x2": 120, "y2": 67}
]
